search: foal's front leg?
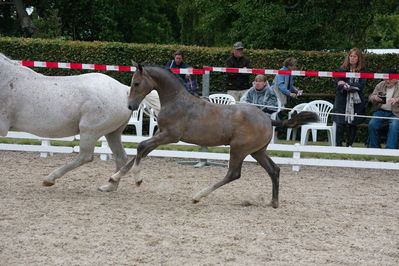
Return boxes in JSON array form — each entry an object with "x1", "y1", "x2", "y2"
[{"x1": 98, "y1": 131, "x2": 178, "y2": 192}]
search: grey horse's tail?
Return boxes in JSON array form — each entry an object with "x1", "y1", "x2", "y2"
[{"x1": 272, "y1": 111, "x2": 319, "y2": 128}]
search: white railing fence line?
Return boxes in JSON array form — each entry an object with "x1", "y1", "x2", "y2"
[{"x1": 1, "y1": 131, "x2": 398, "y2": 171}]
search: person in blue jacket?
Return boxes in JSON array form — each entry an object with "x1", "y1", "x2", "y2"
[{"x1": 271, "y1": 57, "x2": 301, "y2": 106}]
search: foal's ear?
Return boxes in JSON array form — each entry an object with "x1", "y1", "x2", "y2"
[{"x1": 131, "y1": 60, "x2": 143, "y2": 73}]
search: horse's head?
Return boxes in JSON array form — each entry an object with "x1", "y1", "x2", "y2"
[{"x1": 128, "y1": 61, "x2": 156, "y2": 111}]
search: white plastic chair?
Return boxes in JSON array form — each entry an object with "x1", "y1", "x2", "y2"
[
  {"x1": 148, "y1": 106, "x2": 158, "y2": 137},
  {"x1": 128, "y1": 104, "x2": 144, "y2": 136},
  {"x1": 300, "y1": 100, "x2": 336, "y2": 146},
  {"x1": 286, "y1": 103, "x2": 311, "y2": 141},
  {"x1": 209, "y1": 93, "x2": 236, "y2": 105}
]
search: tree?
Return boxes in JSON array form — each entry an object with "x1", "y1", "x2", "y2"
[
  {"x1": 177, "y1": 0, "x2": 237, "y2": 46},
  {"x1": 1, "y1": 0, "x2": 178, "y2": 43},
  {"x1": 176, "y1": 0, "x2": 399, "y2": 50},
  {"x1": 1, "y1": 0, "x2": 399, "y2": 50},
  {"x1": 0, "y1": 0, "x2": 34, "y2": 36},
  {"x1": 365, "y1": 14, "x2": 399, "y2": 48},
  {"x1": 31, "y1": 8, "x2": 62, "y2": 39}
]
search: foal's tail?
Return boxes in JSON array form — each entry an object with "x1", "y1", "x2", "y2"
[{"x1": 272, "y1": 111, "x2": 319, "y2": 128}]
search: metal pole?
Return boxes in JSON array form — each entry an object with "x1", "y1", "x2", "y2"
[{"x1": 202, "y1": 70, "x2": 210, "y2": 97}]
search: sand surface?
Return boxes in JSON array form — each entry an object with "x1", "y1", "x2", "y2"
[{"x1": 0, "y1": 151, "x2": 398, "y2": 265}]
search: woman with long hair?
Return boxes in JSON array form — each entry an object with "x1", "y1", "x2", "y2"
[{"x1": 333, "y1": 48, "x2": 367, "y2": 147}]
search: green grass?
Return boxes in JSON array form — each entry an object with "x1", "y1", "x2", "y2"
[{"x1": 1, "y1": 137, "x2": 398, "y2": 162}]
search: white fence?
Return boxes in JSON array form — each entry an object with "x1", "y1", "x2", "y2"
[{"x1": 1, "y1": 131, "x2": 398, "y2": 171}]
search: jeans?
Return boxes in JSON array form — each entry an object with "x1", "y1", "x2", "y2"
[{"x1": 368, "y1": 110, "x2": 399, "y2": 149}]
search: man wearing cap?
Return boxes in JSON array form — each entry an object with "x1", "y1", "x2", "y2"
[
  {"x1": 225, "y1": 42, "x2": 251, "y2": 101},
  {"x1": 368, "y1": 69, "x2": 399, "y2": 149}
]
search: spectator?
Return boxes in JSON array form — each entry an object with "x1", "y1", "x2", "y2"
[
  {"x1": 333, "y1": 48, "x2": 367, "y2": 147},
  {"x1": 166, "y1": 49, "x2": 189, "y2": 81},
  {"x1": 368, "y1": 69, "x2": 399, "y2": 149},
  {"x1": 271, "y1": 57, "x2": 301, "y2": 106},
  {"x1": 226, "y1": 41, "x2": 251, "y2": 101},
  {"x1": 240, "y1": 74, "x2": 279, "y2": 116},
  {"x1": 166, "y1": 50, "x2": 199, "y2": 96}
]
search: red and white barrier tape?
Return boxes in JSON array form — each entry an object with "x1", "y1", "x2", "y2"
[
  {"x1": 203, "y1": 66, "x2": 399, "y2": 80},
  {"x1": 14, "y1": 59, "x2": 399, "y2": 79},
  {"x1": 15, "y1": 60, "x2": 205, "y2": 75}
]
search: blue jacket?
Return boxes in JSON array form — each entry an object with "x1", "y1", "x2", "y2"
[
  {"x1": 273, "y1": 66, "x2": 295, "y2": 95},
  {"x1": 271, "y1": 66, "x2": 296, "y2": 106}
]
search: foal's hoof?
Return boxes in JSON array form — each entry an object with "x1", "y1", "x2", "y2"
[
  {"x1": 271, "y1": 201, "x2": 279, "y2": 208},
  {"x1": 42, "y1": 179, "x2": 55, "y2": 186},
  {"x1": 98, "y1": 183, "x2": 118, "y2": 192},
  {"x1": 135, "y1": 180, "x2": 143, "y2": 187}
]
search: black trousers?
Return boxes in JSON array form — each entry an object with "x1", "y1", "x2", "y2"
[{"x1": 336, "y1": 123, "x2": 357, "y2": 147}]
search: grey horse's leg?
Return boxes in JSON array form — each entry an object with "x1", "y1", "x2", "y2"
[
  {"x1": 43, "y1": 133, "x2": 97, "y2": 186},
  {"x1": 101, "y1": 131, "x2": 178, "y2": 190},
  {"x1": 192, "y1": 150, "x2": 245, "y2": 203},
  {"x1": 98, "y1": 127, "x2": 128, "y2": 192},
  {"x1": 251, "y1": 149, "x2": 280, "y2": 208},
  {"x1": 0, "y1": 119, "x2": 10, "y2": 136}
]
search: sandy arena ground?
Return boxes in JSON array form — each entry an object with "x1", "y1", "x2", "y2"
[{"x1": 0, "y1": 151, "x2": 398, "y2": 265}]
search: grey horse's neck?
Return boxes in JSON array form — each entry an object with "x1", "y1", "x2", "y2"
[
  {"x1": 0, "y1": 53, "x2": 39, "y2": 76},
  {"x1": 147, "y1": 67, "x2": 193, "y2": 108},
  {"x1": 0, "y1": 53, "x2": 20, "y2": 67},
  {"x1": 0, "y1": 53, "x2": 15, "y2": 71}
]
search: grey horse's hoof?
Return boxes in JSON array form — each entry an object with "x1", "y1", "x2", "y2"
[
  {"x1": 192, "y1": 199, "x2": 199, "y2": 204},
  {"x1": 42, "y1": 179, "x2": 55, "y2": 186},
  {"x1": 135, "y1": 180, "x2": 143, "y2": 187},
  {"x1": 98, "y1": 183, "x2": 118, "y2": 192}
]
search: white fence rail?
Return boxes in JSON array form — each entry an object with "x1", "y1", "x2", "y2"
[{"x1": 1, "y1": 131, "x2": 398, "y2": 171}]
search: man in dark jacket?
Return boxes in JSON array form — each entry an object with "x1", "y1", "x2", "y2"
[{"x1": 225, "y1": 42, "x2": 251, "y2": 101}]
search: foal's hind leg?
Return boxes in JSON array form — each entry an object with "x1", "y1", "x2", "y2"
[
  {"x1": 192, "y1": 151, "x2": 245, "y2": 203},
  {"x1": 251, "y1": 149, "x2": 280, "y2": 208},
  {"x1": 98, "y1": 128, "x2": 128, "y2": 192},
  {"x1": 43, "y1": 133, "x2": 97, "y2": 186}
]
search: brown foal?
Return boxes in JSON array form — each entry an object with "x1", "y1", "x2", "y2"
[{"x1": 101, "y1": 64, "x2": 318, "y2": 208}]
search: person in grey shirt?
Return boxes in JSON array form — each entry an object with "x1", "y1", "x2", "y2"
[{"x1": 241, "y1": 74, "x2": 279, "y2": 116}]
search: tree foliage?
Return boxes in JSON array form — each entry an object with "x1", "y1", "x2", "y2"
[
  {"x1": 0, "y1": 0, "x2": 178, "y2": 43},
  {"x1": 0, "y1": 0, "x2": 398, "y2": 50}
]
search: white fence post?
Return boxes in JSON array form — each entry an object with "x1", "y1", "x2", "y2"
[
  {"x1": 292, "y1": 143, "x2": 301, "y2": 171},
  {"x1": 40, "y1": 139, "x2": 52, "y2": 158},
  {"x1": 100, "y1": 140, "x2": 111, "y2": 161}
]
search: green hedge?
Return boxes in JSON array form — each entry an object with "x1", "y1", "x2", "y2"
[
  {"x1": 1, "y1": 37, "x2": 398, "y2": 95},
  {"x1": 1, "y1": 37, "x2": 398, "y2": 143}
]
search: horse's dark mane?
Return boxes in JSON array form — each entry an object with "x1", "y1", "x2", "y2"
[{"x1": 144, "y1": 64, "x2": 187, "y2": 87}]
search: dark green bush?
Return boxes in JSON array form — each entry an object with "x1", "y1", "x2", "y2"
[{"x1": 1, "y1": 37, "x2": 398, "y2": 95}]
